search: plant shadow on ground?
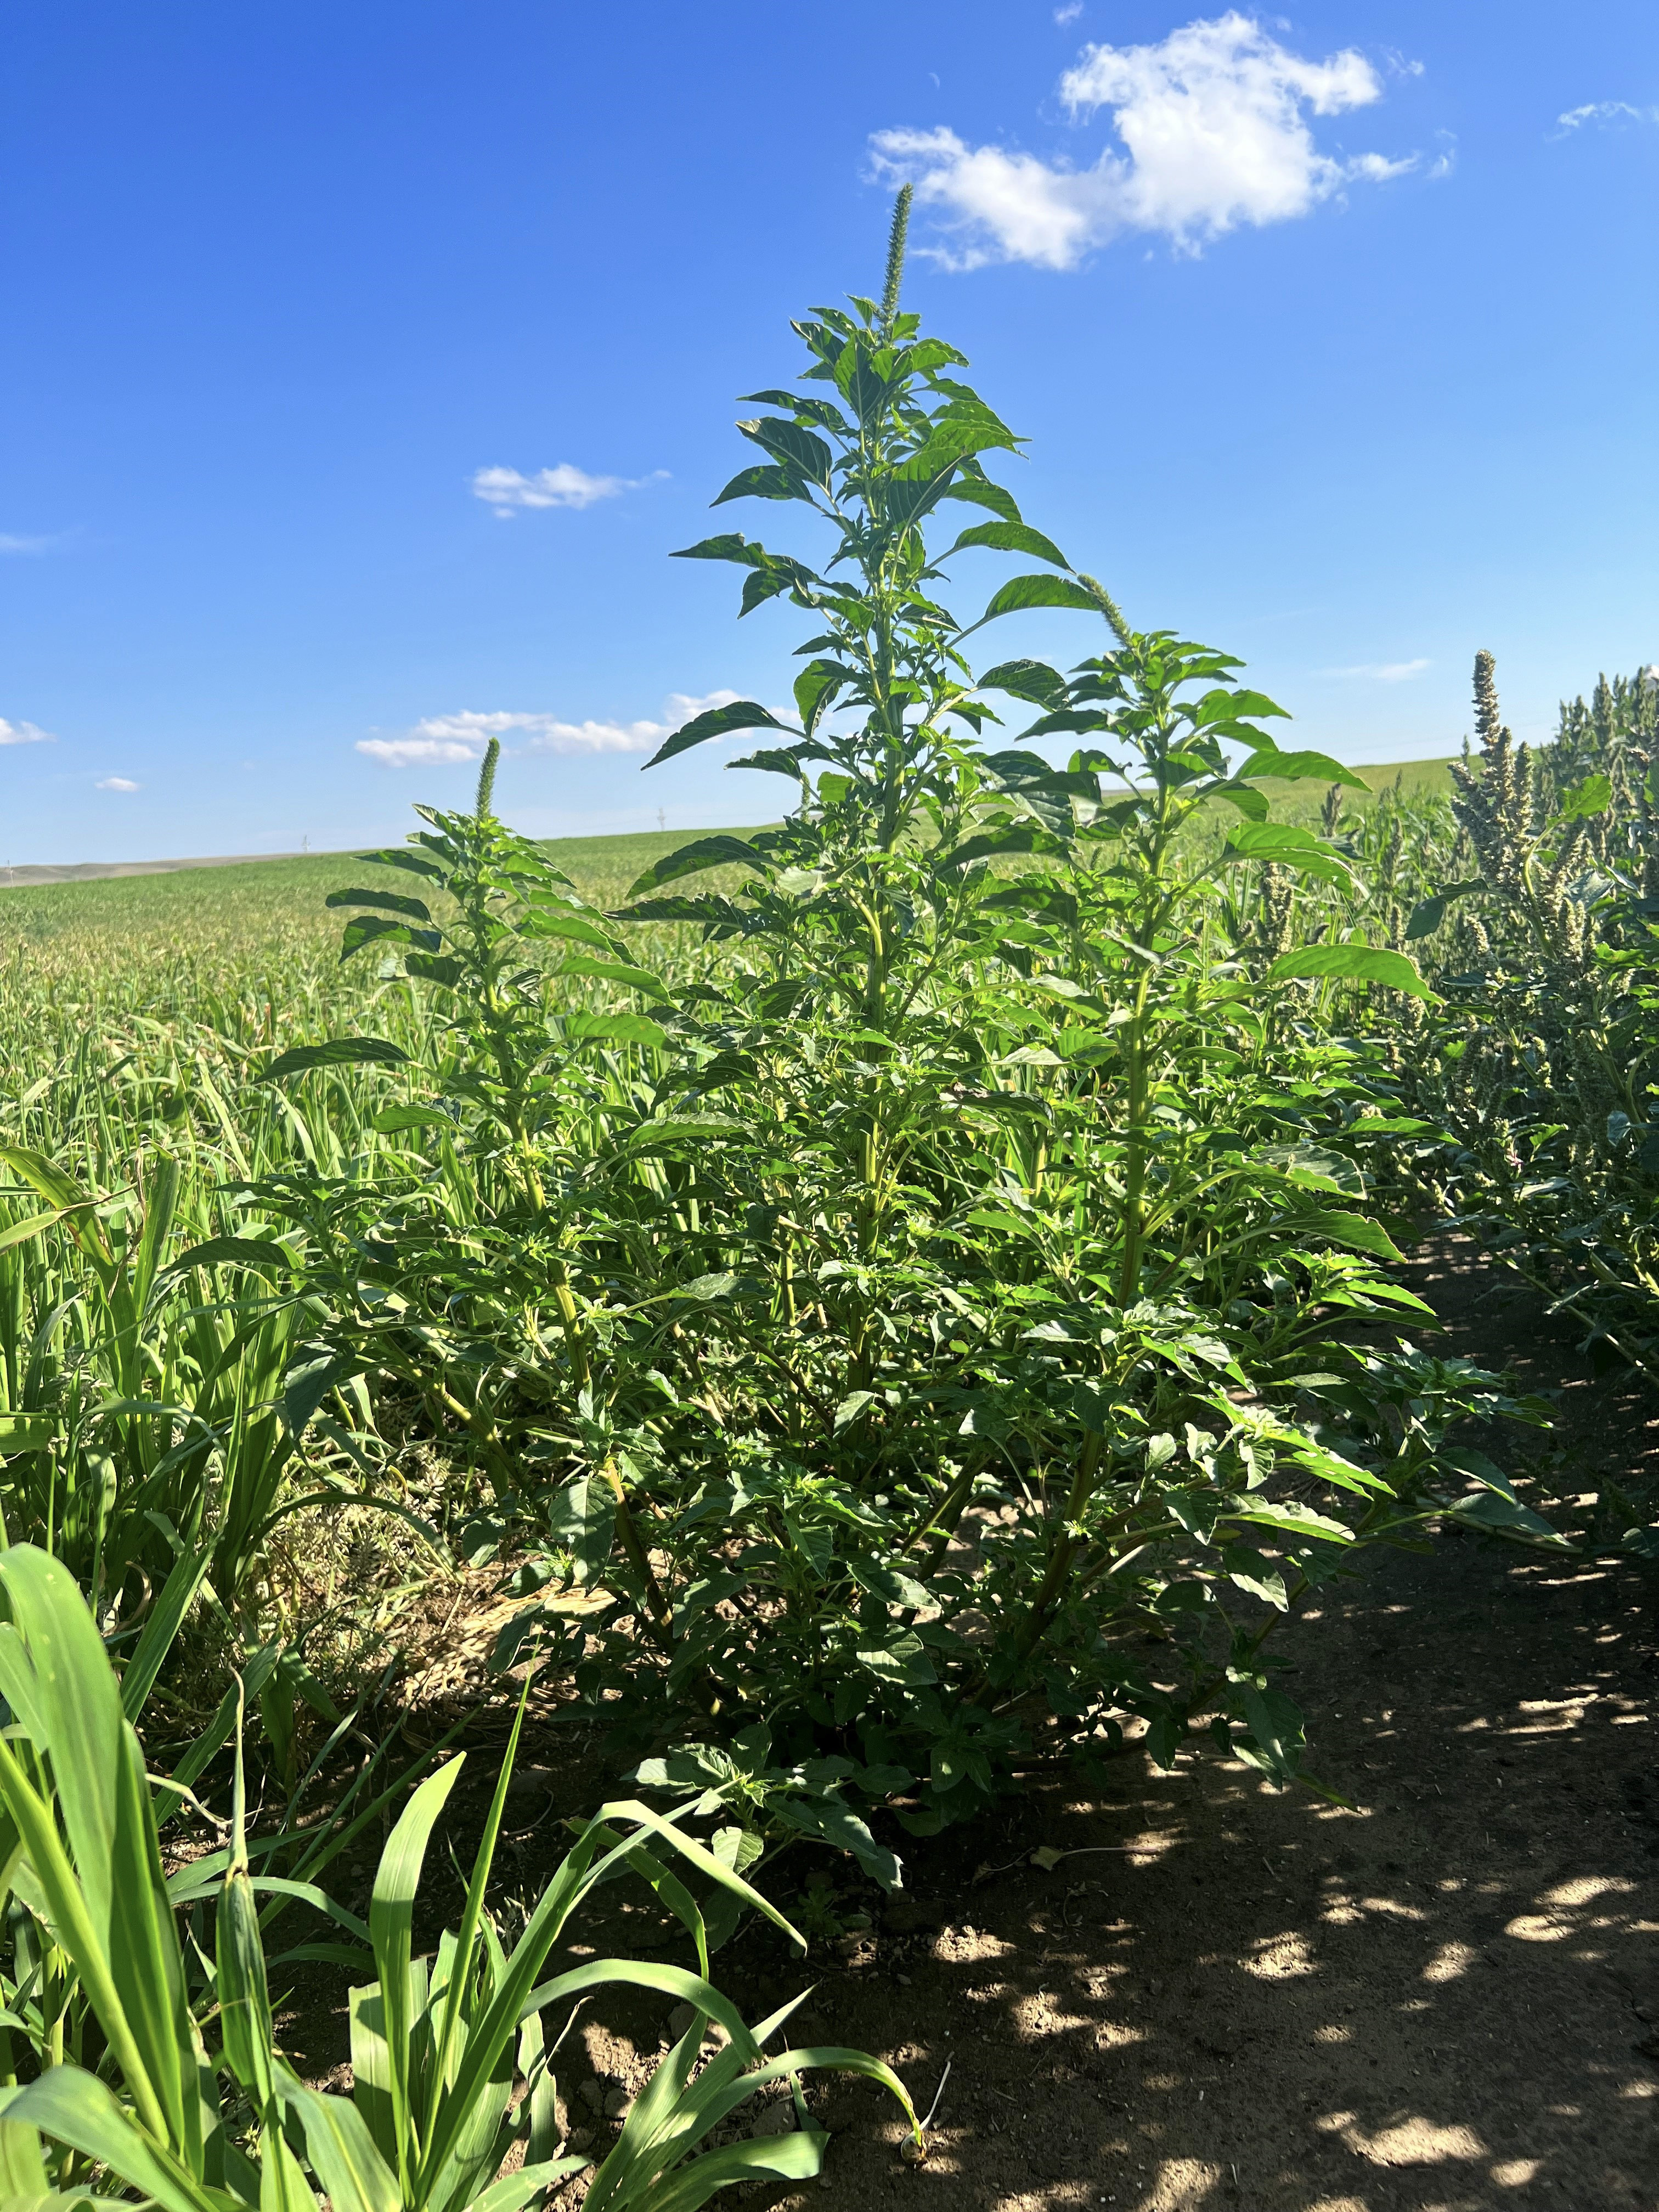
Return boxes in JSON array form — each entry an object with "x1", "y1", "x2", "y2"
[{"x1": 273, "y1": 1233, "x2": 1659, "y2": 2209}]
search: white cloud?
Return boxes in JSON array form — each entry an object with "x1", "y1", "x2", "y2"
[
  {"x1": 470, "y1": 463, "x2": 668, "y2": 517},
  {"x1": 356, "y1": 736, "x2": 479, "y2": 769},
  {"x1": 0, "y1": 534, "x2": 51, "y2": 555},
  {"x1": 96, "y1": 776, "x2": 140, "y2": 791},
  {"x1": 1320, "y1": 659, "x2": 1430, "y2": 682},
  {"x1": 1552, "y1": 100, "x2": 1657, "y2": 137},
  {"x1": 357, "y1": 692, "x2": 744, "y2": 770},
  {"x1": 1054, "y1": 3, "x2": 1083, "y2": 22},
  {"x1": 870, "y1": 11, "x2": 1416, "y2": 267},
  {"x1": 0, "y1": 717, "x2": 54, "y2": 746}
]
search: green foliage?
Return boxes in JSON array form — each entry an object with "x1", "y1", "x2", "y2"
[
  {"x1": 0, "y1": 1544, "x2": 918, "y2": 2204},
  {"x1": 0, "y1": 221, "x2": 1592, "y2": 2182},
  {"x1": 246, "y1": 231, "x2": 1553, "y2": 1872},
  {"x1": 1350, "y1": 656, "x2": 1659, "y2": 1400}
]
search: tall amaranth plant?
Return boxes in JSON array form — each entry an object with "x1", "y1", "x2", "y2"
[{"x1": 275, "y1": 208, "x2": 1564, "y2": 1871}]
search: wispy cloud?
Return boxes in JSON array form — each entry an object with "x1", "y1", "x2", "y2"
[
  {"x1": 358, "y1": 692, "x2": 742, "y2": 770},
  {"x1": 1551, "y1": 100, "x2": 1658, "y2": 138},
  {"x1": 1319, "y1": 658, "x2": 1430, "y2": 682},
  {"x1": 870, "y1": 11, "x2": 1418, "y2": 268},
  {"x1": 0, "y1": 528, "x2": 81, "y2": 555},
  {"x1": 470, "y1": 463, "x2": 668, "y2": 517},
  {"x1": 1054, "y1": 3, "x2": 1083, "y2": 22},
  {"x1": 0, "y1": 717, "x2": 54, "y2": 746},
  {"x1": 96, "y1": 776, "x2": 140, "y2": 792}
]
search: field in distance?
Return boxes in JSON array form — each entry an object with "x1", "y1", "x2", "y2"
[
  {"x1": 0, "y1": 825, "x2": 749, "y2": 902},
  {"x1": 0, "y1": 826, "x2": 766, "y2": 1018},
  {"x1": 2, "y1": 757, "x2": 1455, "y2": 901},
  {"x1": 1254, "y1": 754, "x2": 1455, "y2": 800}
]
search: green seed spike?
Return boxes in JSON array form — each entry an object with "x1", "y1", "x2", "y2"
[
  {"x1": 881, "y1": 182, "x2": 914, "y2": 335},
  {"x1": 1077, "y1": 572, "x2": 1133, "y2": 648},
  {"x1": 1472, "y1": 648, "x2": 1503, "y2": 752},
  {"x1": 473, "y1": 734, "x2": 501, "y2": 819}
]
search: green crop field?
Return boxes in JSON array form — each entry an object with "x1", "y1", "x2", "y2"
[{"x1": 1262, "y1": 752, "x2": 1457, "y2": 798}]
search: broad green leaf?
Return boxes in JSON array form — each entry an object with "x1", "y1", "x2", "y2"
[
  {"x1": 1223, "y1": 1545, "x2": 1288, "y2": 1611},
  {"x1": 1235, "y1": 748, "x2": 1367, "y2": 789},
  {"x1": 628, "y1": 836, "x2": 769, "y2": 895},
  {"x1": 728, "y1": 744, "x2": 820, "y2": 780},
  {"x1": 975, "y1": 657, "x2": 1068, "y2": 709},
  {"x1": 614, "y1": 894, "x2": 752, "y2": 928},
  {"x1": 1286, "y1": 1209, "x2": 1404, "y2": 1261},
  {"x1": 1227, "y1": 1499, "x2": 1351, "y2": 1543},
  {"x1": 516, "y1": 905, "x2": 623, "y2": 952},
  {"x1": 159, "y1": 1235, "x2": 293, "y2": 1282},
  {"x1": 623, "y1": 1115, "x2": 745, "y2": 1153},
  {"x1": 939, "y1": 473, "x2": 1023, "y2": 523},
  {"x1": 352, "y1": 847, "x2": 445, "y2": 880},
  {"x1": 1238, "y1": 1684, "x2": 1305, "y2": 1780},
  {"x1": 737, "y1": 415, "x2": 834, "y2": 486},
  {"x1": 969, "y1": 574, "x2": 1102, "y2": 628},
  {"x1": 855, "y1": 1634, "x2": 937, "y2": 1686},
  {"x1": 938, "y1": 826, "x2": 1046, "y2": 870},
  {"x1": 369, "y1": 1104, "x2": 458, "y2": 1134},
  {"x1": 772, "y1": 1793, "x2": 901, "y2": 1891},
  {"x1": 1438, "y1": 1446, "x2": 1520, "y2": 1503},
  {"x1": 1221, "y1": 822, "x2": 1353, "y2": 884},
  {"x1": 945, "y1": 520, "x2": 1071, "y2": 569},
  {"x1": 403, "y1": 951, "x2": 462, "y2": 988},
  {"x1": 793, "y1": 657, "x2": 849, "y2": 734},
  {"x1": 1268, "y1": 944, "x2": 1437, "y2": 1000},
  {"x1": 1255, "y1": 1142, "x2": 1363, "y2": 1194},
  {"x1": 1560, "y1": 772, "x2": 1611, "y2": 820},
  {"x1": 895, "y1": 415, "x2": 1019, "y2": 484},
  {"x1": 563, "y1": 1012, "x2": 669, "y2": 1051},
  {"x1": 711, "y1": 462, "x2": 798, "y2": 506},
  {"x1": 323, "y1": 888, "x2": 432, "y2": 922},
  {"x1": 263, "y1": 1037, "x2": 408, "y2": 1081},
  {"x1": 558, "y1": 955, "x2": 671, "y2": 999},
  {"x1": 1446, "y1": 1492, "x2": 1571, "y2": 1548},
  {"x1": 642, "y1": 700, "x2": 791, "y2": 770},
  {"x1": 548, "y1": 1477, "x2": 617, "y2": 1583},
  {"x1": 1405, "y1": 881, "x2": 1481, "y2": 938},
  {"x1": 669, "y1": 532, "x2": 771, "y2": 566},
  {"x1": 339, "y1": 914, "x2": 441, "y2": 960},
  {"x1": 1215, "y1": 781, "x2": 1269, "y2": 821}
]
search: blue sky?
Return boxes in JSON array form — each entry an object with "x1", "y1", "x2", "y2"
[{"x1": 4, "y1": 3, "x2": 1657, "y2": 864}]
